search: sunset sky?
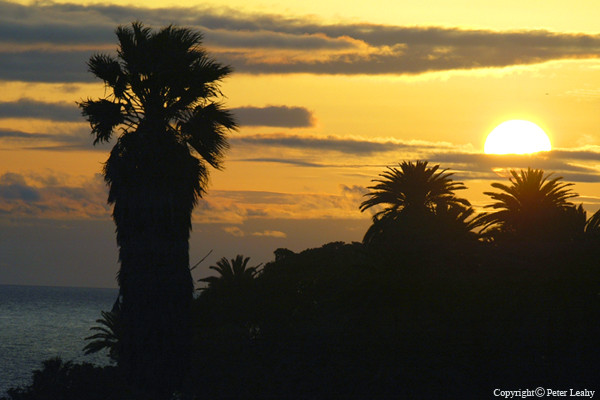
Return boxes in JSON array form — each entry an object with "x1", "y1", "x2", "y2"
[{"x1": 2, "y1": 0, "x2": 600, "y2": 287}]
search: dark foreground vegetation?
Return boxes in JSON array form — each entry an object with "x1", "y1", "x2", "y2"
[
  {"x1": 4, "y1": 162, "x2": 600, "y2": 399},
  {"x1": 4, "y1": 238, "x2": 599, "y2": 399}
]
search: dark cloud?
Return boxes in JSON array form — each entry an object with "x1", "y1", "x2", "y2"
[
  {"x1": 0, "y1": 173, "x2": 41, "y2": 201},
  {"x1": 232, "y1": 106, "x2": 314, "y2": 127},
  {"x1": 205, "y1": 29, "x2": 359, "y2": 50},
  {"x1": 0, "y1": 129, "x2": 51, "y2": 139},
  {"x1": 0, "y1": 50, "x2": 93, "y2": 82},
  {"x1": 237, "y1": 158, "x2": 328, "y2": 168},
  {"x1": 0, "y1": 98, "x2": 80, "y2": 121},
  {"x1": 0, "y1": 127, "x2": 111, "y2": 152},
  {"x1": 2, "y1": 1, "x2": 600, "y2": 81},
  {"x1": 232, "y1": 134, "x2": 428, "y2": 155},
  {"x1": 0, "y1": 172, "x2": 109, "y2": 219},
  {"x1": 0, "y1": 98, "x2": 312, "y2": 129}
]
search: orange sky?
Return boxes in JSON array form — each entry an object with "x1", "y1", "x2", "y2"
[{"x1": 1, "y1": 0, "x2": 600, "y2": 287}]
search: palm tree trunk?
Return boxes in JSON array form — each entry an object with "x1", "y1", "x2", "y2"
[
  {"x1": 115, "y1": 188, "x2": 194, "y2": 398},
  {"x1": 109, "y1": 135, "x2": 196, "y2": 398}
]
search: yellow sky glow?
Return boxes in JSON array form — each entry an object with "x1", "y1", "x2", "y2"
[{"x1": 2, "y1": 0, "x2": 600, "y2": 285}]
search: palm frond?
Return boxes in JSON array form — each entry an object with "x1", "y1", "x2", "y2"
[
  {"x1": 179, "y1": 102, "x2": 236, "y2": 168},
  {"x1": 79, "y1": 99, "x2": 124, "y2": 144},
  {"x1": 481, "y1": 168, "x2": 578, "y2": 238}
]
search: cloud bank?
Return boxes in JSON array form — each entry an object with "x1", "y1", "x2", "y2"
[
  {"x1": 0, "y1": 98, "x2": 80, "y2": 121},
  {"x1": 1, "y1": 1, "x2": 600, "y2": 81},
  {"x1": 0, "y1": 99, "x2": 313, "y2": 128}
]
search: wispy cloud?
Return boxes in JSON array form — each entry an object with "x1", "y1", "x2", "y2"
[
  {"x1": 0, "y1": 98, "x2": 80, "y2": 121},
  {"x1": 232, "y1": 106, "x2": 314, "y2": 128},
  {"x1": 230, "y1": 133, "x2": 600, "y2": 183},
  {"x1": 251, "y1": 230, "x2": 287, "y2": 238},
  {"x1": 232, "y1": 133, "x2": 443, "y2": 155},
  {"x1": 0, "y1": 127, "x2": 111, "y2": 152},
  {"x1": 223, "y1": 226, "x2": 287, "y2": 238},
  {"x1": 193, "y1": 187, "x2": 366, "y2": 224},
  {"x1": 2, "y1": 1, "x2": 600, "y2": 81}
]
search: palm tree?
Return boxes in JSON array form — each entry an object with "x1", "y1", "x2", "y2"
[
  {"x1": 479, "y1": 168, "x2": 578, "y2": 240},
  {"x1": 84, "y1": 309, "x2": 121, "y2": 363},
  {"x1": 79, "y1": 22, "x2": 236, "y2": 397},
  {"x1": 359, "y1": 161, "x2": 471, "y2": 244},
  {"x1": 199, "y1": 255, "x2": 262, "y2": 292}
]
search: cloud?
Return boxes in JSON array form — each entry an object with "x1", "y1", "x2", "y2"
[
  {"x1": 223, "y1": 226, "x2": 245, "y2": 237},
  {"x1": 2, "y1": 1, "x2": 600, "y2": 81},
  {"x1": 193, "y1": 187, "x2": 366, "y2": 224},
  {"x1": 232, "y1": 133, "x2": 439, "y2": 155},
  {"x1": 0, "y1": 98, "x2": 314, "y2": 138},
  {"x1": 229, "y1": 133, "x2": 600, "y2": 183},
  {"x1": 0, "y1": 98, "x2": 80, "y2": 121},
  {"x1": 225, "y1": 226, "x2": 288, "y2": 238},
  {"x1": 0, "y1": 172, "x2": 110, "y2": 219},
  {"x1": 232, "y1": 106, "x2": 314, "y2": 127},
  {"x1": 430, "y1": 150, "x2": 600, "y2": 182},
  {"x1": 0, "y1": 173, "x2": 41, "y2": 201},
  {"x1": 0, "y1": 50, "x2": 93, "y2": 82},
  {"x1": 251, "y1": 230, "x2": 287, "y2": 238},
  {"x1": 0, "y1": 127, "x2": 112, "y2": 152}
]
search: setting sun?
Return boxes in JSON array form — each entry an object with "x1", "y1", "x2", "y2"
[{"x1": 484, "y1": 120, "x2": 552, "y2": 155}]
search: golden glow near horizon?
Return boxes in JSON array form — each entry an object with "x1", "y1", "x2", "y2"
[
  {"x1": 484, "y1": 120, "x2": 552, "y2": 155},
  {"x1": 3, "y1": 0, "x2": 600, "y2": 287}
]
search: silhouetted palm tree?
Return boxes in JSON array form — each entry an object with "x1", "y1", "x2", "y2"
[
  {"x1": 199, "y1": 255, "x2": 262, "y2": 292},
  {"x1": 84, "y1": 308, "x2": 121, "y2": 363},
  {"x1": 79, "y1": 22, "x2": 236, "y2": 397},
  {"x1": 360, "y1": 161, "x2": 471, "y2": 244},
  {"x1": 479, "y1": 168, "x2": 578, "y2": 240}
]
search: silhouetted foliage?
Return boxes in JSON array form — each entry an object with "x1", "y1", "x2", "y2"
[
  {"x1": 8, "y1": 161, "x2": 600, "y2": 399},
  {"x1": 1, "y1": 358, "x2": 127, "y2": 400},
  {"x1": 360, "y1": 161, "x2": 478, "y2": 258},
  {"x1": 198, "y1": 255, "x2": 262, "y2": 293},
  {"x1": 584, "y1": 208, "x2": 600, "y2": 239},
  {"x1": 185, "y1": 164, "x2": 600, "y2": 398},
  {"x1": 479, "y1": 168, "x2": 579, "y2": 241},
  {"x1": 79, "y1": 21, "x2": 236, "y2": 398},
  {"x1": 83, "y1": 299, "x2": 122, "y2": 363}
]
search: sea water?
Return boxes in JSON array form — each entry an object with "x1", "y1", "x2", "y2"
[{"x1": 0, "y1": 285, "x2": 118, "y2": 396}]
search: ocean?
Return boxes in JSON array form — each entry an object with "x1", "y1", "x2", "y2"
[{"x1": 0, "y1": 285, "x2": 118, "y2": 396}]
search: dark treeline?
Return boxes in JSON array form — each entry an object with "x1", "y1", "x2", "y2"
[
  {"x1": 187, "y1": 162, "x2": 600, "y2": 399},
  {"x1": 4, "y1": 161, "x2": 600, "y2": 399}
]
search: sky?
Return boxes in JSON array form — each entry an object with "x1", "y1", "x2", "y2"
[{"x1": 1, "y1": 0, "x2": 600, "y2": 288}]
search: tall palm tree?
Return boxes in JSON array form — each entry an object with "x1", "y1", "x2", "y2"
[
  {"x1": 79, "y1": 22, "x2": 236, "y2": 397},
  {"x1": 479, "y1": 168, "x2": 578, "y2": 240},
  {"x1": 359, "y1": 161, "x2": 471, "y2": 244}
]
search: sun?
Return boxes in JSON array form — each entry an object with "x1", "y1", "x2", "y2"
[{"x1": 484, "y1": 120, "x2": 552, "y2": 155}]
